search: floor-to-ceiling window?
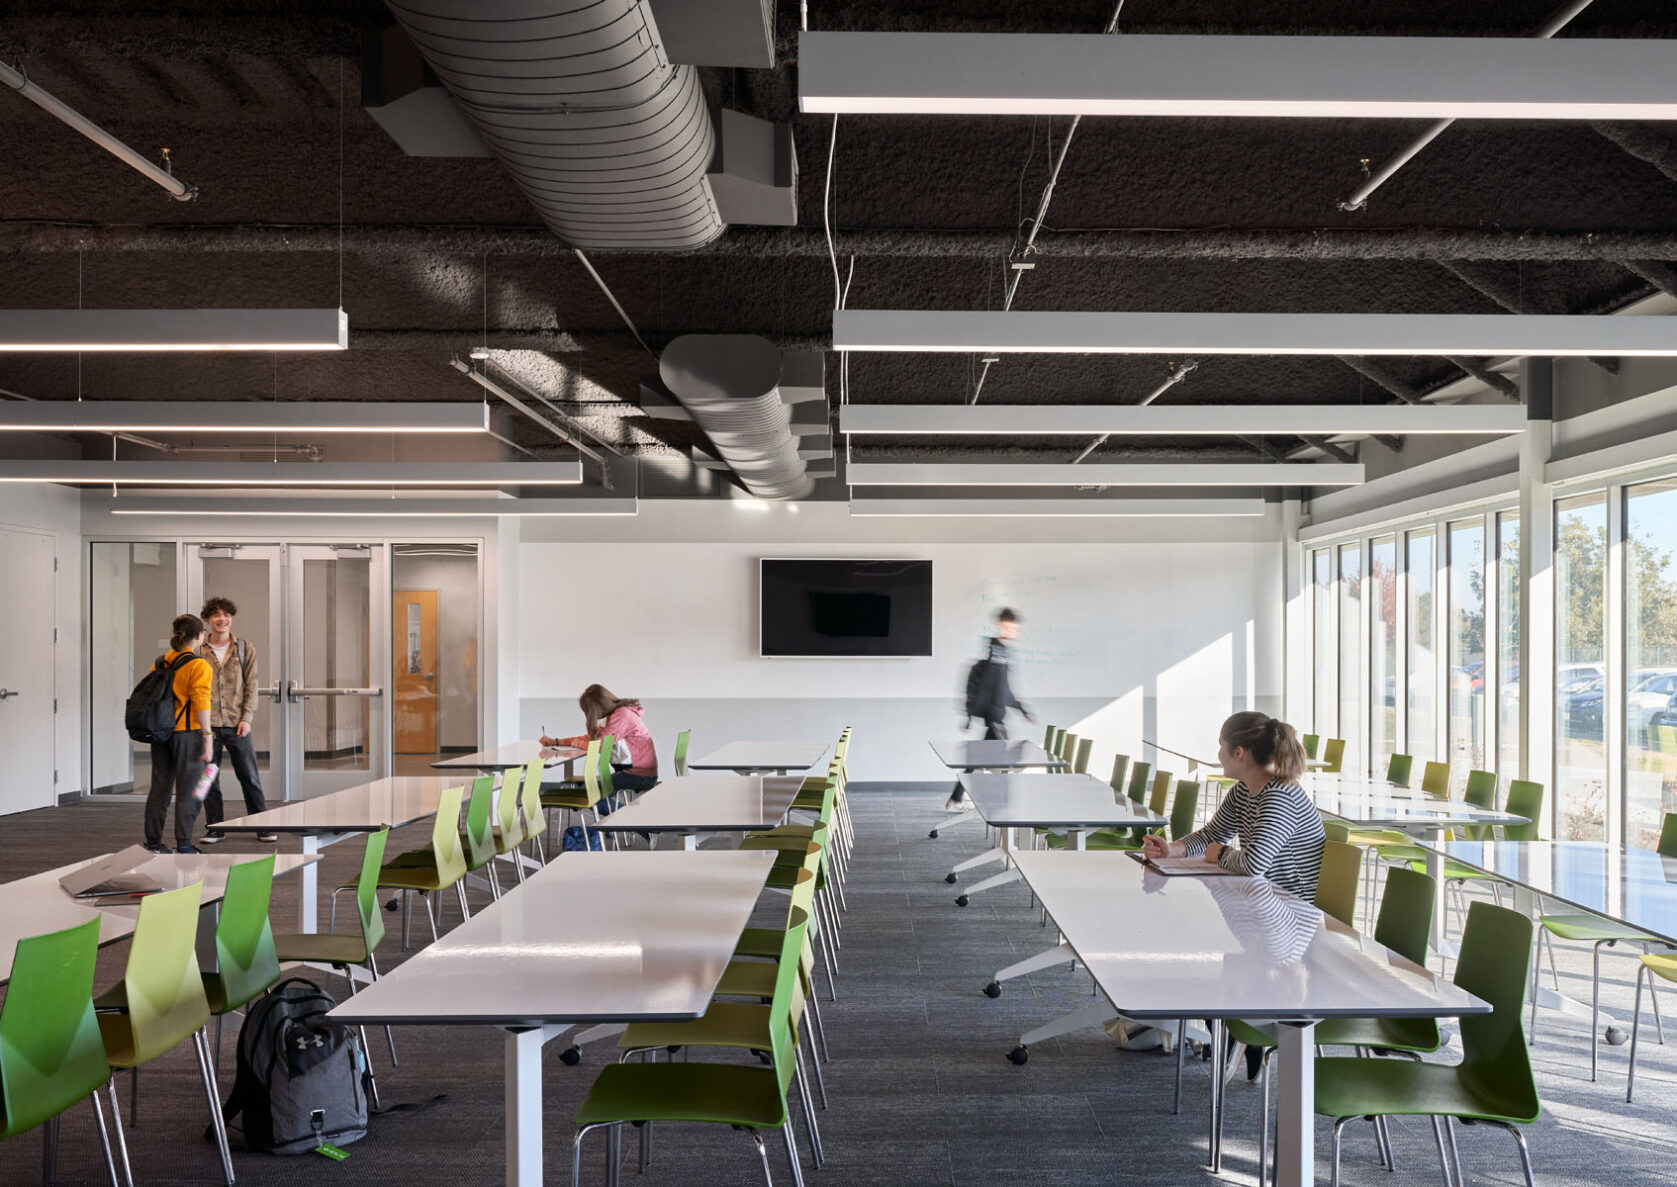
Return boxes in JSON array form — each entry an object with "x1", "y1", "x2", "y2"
[
  {"x1": 1339, "y1": 544, "x2": 1363, "y2": 775},
  {"x1": 1370, "y1": 536, "x2": 1397, "y2": 772},
  {"x1": 1448, "y1": 519, "x2": 1486, "y2": 791},
  {"x1": 1406, "y1": 529, "x2": 1436, "y2": 763},
  {"x1": 1497, "y1": 512, "x2": 1521, "y2": 780},
  {"x1": 1312, "y1": 548, "x2": 1334, "y2": 740},
  {"x1": 1556, "y1": 493, "x2": 1609, "y2": 840},
  {"x1": 1622, "y1": 480, "x2": 1677, "y2": 849}
]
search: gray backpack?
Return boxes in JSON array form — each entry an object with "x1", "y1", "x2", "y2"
[{"x1": 222, "y1": 978, "x2": 369, "y2": 1155}]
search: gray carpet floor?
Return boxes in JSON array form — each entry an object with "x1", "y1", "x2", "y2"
[{"x1": 1, "y1": 787, "x2": 1673, "y2": 1185}]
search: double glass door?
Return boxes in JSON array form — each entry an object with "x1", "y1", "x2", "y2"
[{"x1": 186, "y1": 543, "x2": 388, "y2": 802}]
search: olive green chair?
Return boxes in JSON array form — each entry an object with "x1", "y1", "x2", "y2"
[
  {"x1": 0, "y1": 919, "x2": 125, "y2": 1186},
  {"x1": 1419, "y1": 760, "x2": 1451, "y2": 799},
  {"x1": 1384, "y1": 753, "x2": 1414, "y2": 788},
  {"x1": 1320, "y1": 738, "x2": 1346, "y2": 774},
  {"x1": 1041, "y1": 723, "x2": 1057, "y2": 750},
  {"x1": 202, "y1": 855, "x2": 281, "y2": 1073},
  {"x1": 672, "y1": 729, "x2": 692, "y2": 777},
  {"x1": 1072, "y1": 736, "x2": 1093, "y2": 775},
  {"x1": 516, "y1": 758, "x2": 549, "y2": 867},
  {"x1": 490, "y1": 765, "x2": 528, "y2": 886},
  {"x1": 373, "y1": 783, "x2": 469, "y2": 947},
  {"x1": 1108, "y1": 754, "x2": 1131, "y2": 801},
  {"x1": 1316, "y1": 901, "x2": 1539, "y2": 1187},
  {"x1": 388, "y1": 775, "x2": 495, "y2": 905},
  {"x1": 94, "y1": 881, "x2": 234, "y2": 1184},
  {"x1": 1048, "y1": 779, "x2": 1200, "y2": 852},
  {"x1": 541, "y1": 737, "x2": 612, "y2": 851},
  {"x1": 1301, "y1": 733, "x2": 1321, "y2": 760},
  {"x1": 1628, "y1": 823, "x2": 1677, "y2": 1102}
]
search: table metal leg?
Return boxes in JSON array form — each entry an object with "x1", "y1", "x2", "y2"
[
  {"x1": 1274, "y1": 1021, "x2": 1317, "y2": 1187},
  {"x1": 949, "y1": 848, "x2": 1008, "y2": 876},
  {"x1": 504, "y1": 1024, "x2": 572, "y2": 1187},
  {"x1": 682, "y1": 834, "x2": 698, "y2": 852},
  {"x1": 301, "y1": 835, "x2": 322, "y2": 932},
  {"x1": 990, "y1": 941, "x2": 1076, "y2": 991}
]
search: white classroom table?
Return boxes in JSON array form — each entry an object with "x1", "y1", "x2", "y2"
[
  {"x1": 588, "y1": 775, "x2": 803, "y2": 849},
  {"x1": 1013, "y1": 850, "x2": 1487, "y2": 1187},
  {"x1": 926, "y1": 738, "x2": 1068, "y2": 840},
  {"x1": 329, "y1": 849, "x2": 775, "y2": 1187},
  {"x1": 210, "y1": 775, "x2": 462, "y2": 932},
  {"x1": 687, "y1": 740, "x2": 830, "y2": 776},
  {"x1": 0, "y1": 850, "x2": 317, "y2": 984},
  {"x1": 433, "y1": 741, "x2": 585, "y2": 773}
]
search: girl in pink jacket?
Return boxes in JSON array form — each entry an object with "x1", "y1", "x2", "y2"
[{"x1": 541, "y1": 684, "x2": 659, "y2": 791}]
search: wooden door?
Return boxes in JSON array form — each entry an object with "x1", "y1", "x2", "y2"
[{"x1": 392, "y1": 590, "x2": 438, "y2": 753}]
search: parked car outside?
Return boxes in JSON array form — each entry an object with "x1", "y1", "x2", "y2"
[{"x1": 1565, "y1": 678, "x2": 1605, "y2": 741}]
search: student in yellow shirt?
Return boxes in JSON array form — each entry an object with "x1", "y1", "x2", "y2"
[{"x1": 143, "y1": 613, "x2": 215, "y2": 854}]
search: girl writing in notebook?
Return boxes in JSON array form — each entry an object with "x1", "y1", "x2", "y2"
[
  {"x1": 539, "y1": 684, "x2": 659, "y2": 793},
  {"x1": 1142, "y1": 711, "x2": 1325, "y2": 900}
]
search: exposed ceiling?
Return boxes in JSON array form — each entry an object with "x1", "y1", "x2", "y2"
[{"x1": 1, "y1": 1, "x2": 1675, "y2": 497}]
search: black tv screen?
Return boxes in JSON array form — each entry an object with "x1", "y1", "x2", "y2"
[{"x1": 760, "y1": 559, "x2": 933, "y2": 657}]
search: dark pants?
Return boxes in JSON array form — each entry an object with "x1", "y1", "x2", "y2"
[
  {"x1": 204, "y1": 726, "x2": 267, "y2": 825},
  {"x1": 610, "y1": 769, "x2": 658, "y2": 794},
  {"x1": 146, "y1": 731, "x2": 206, "y2": 850},
  {"x1": 950, "y1": 719, "x2": 1009, "y2": 802}
]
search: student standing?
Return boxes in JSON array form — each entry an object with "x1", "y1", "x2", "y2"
[
  {"x1": 143, "y1": 614, "x2": 215, "y2": 854},
  {"x1": 196, "y1": 597, "x2": 274, "y2": 843},
  {"x1": 951, "y1": 606, "x2": 1034, "y2": 807}
]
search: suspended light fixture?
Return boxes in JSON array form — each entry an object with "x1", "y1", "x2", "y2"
[
  {"x1": 0, "y1": 309, "x2": 348, "y2": 352},
  {"x1": 0, "y1": 401, "x2": 487, "y2": 434}
]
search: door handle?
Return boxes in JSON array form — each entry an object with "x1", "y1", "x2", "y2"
[
  {"x1": 0, "y1": 689, "x2": 16, "y2": 700},
  {"x1": 291, "y1": 686, "x2": 384, "y2": 698},
  {"x1": 423, "y1": 673, "x2": 435, "y2": 680}
]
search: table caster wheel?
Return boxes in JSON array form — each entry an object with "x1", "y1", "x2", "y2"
[
  {"x1": 1007, "y1": 1045, "x2": 1029, "y2": 1065},
  {"x1": 945, "y1": 872, "x2": 958, "y2": 883},
  {"x1": 955, "y1": 894, "x2": 970, "y2": 907},
  {"x1": 983, "y1": 981, "x2": 1002, "y2": 998},
  {"x1": 559, "y1": 1046, "x2": 581, "y2": 1066},
  {"x1": 929, "y1": 828, "x2": 940, "y2": 839},
  {"x1": 1606, "y1": 1025, "x2": 1630, "y2": 1047}
]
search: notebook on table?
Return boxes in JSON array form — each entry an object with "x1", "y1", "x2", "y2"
[
  {"x1": 58, "y1": 844, "x2": 166, "y2": 899},
  {"x1": 1126, "y1": 850, "x2": 1243, "y2": 877}
]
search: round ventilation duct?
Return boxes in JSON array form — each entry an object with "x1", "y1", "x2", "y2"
[{"x1": 660, "y1": 335, "x2": 815, "y2": 501}]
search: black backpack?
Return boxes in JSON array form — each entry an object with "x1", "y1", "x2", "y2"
[
  {"x1": 222, "y1": 978, "x2": 369, "y2": 1155},
  {"x1": 963, "y1": 656, "x2": 992, "y2": 721},
  {"x1": 124, "y1": 653, "x2": 194, "y2": 744}
]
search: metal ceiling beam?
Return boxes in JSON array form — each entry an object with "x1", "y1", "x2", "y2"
[
  {"x1": 1591, "y1": 121, "x2": 1677, "y2": 187},
  {"x1": 845, "y1": 461, "x2": 1363, "y2": 487},
  {"x1": 798, "y1": 33, "x2": 1677, "y2": 119},
  {"x1": 833, "y1": 311, "x2": 1677, "y2": 357},
  {"x1": 1443, "y1": 357, "x2": 1522, "y2": 399},
  {"x1": 838, "y1": 404, "x2": 1527, "y2": 436},
  {"x1": 1439, "y1": 261, "x2": 1619, "y2": 372}
]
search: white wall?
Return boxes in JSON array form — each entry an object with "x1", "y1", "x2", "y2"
[{"x1": 515, "y1": 501, "x2": 1286, "y2": 783}]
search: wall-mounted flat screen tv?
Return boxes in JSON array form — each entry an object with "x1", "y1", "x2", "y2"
[{"x1": 760, "y1": 559, "x2": 933, "y2": 658}]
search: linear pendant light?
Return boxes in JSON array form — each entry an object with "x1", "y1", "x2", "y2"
[
  {"x1": 0, "y1": 309, "x2": 348, "y2": 352},
  {"x1": 832, "y1": 310, "x2": 1677, "y2": 357},
  {"x1": 106, "y1": 497, "x2": 636, "y2": 517},
  {"x1": 798, "y1": 33, "x2": 1677, "y2": 120},
  {"x1": 839, "y1": 404, "x2": 1527, "y2": 437},
  {"x1": 848, "y1": 498, "x2": 1267, "y2": 517},
  {"x1": 845, "y1": 462, "x2": 1362, "y2": 486},
  {"x1": 0, "y1": 461, "x2": 581, "y2": 486},
  {"x1": 0, "y1": 401, "x2": 487, "y2": 434}
]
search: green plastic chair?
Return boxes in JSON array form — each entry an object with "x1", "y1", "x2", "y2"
[
  {"x1": 572, "y1": 908, "x2": 812, "y2": 1186},
  {"x1": 1320, "y1": 738, "x2": 1346, "y2": 774},
  {"x1": 1419, "y1": 760, "x2": 1451, "y2": 799},
  {"x1": 1046, "y1": 726, "x2": 1064, "y2": 757},
  {"x1": 542, "y1": 738, "x2": 604, "y2": 851},
  {"x1": 1460, "y1": 769, "x2": 1501, "y2": 841},
  {"x1": 202, "y1": 855, "x2": 281, "y2": 1071},
  {"x1": 95, "y1": 881, "x2": 234, "y2": 1184},
  {"x1": 1316, "y1": 902, "x2": 1539, "y2": 1187},
  {"x1": 1302, "y1": 733, "x2": 1321, "y2": 760},
  {"x1": 673, "y1": 729, "x2": 692, "y2": 777},
  {"x1": 1628, "y1": 945, "x2": 1677, "y2": 1101},
  {"x1": 1057, "y1": 778, "x2": 1201, "y2": 853},
  {"x1": 0, "y1": 918, "x2": 125, "y2": 1185},
  {"x1": 517, "y1": 758, "x2": 549, "y2": 866},
  {"x1": 490, "y1": 766, "x2": 529, "y2": 885},
  {"x1": 1385, "y1": 753, "x2": 1414, "y2": 787},
  {"x1": 1059, "y1": 732, "x2": 1078, "y2": 768},
  {"x1": 1108, "y1": 754, "x2": 1131, "y2": 801},
  {"x1": 1314, "y1": 839, "x2": 1364, "y2": 928},
  {"x1": 388, "y1": 775, "x2": 494, "y2": 897},
  {"x1": 277, "y1": 828, "x2": 397, "y2": 1080},
  {"x1": 1041, "y1": 723, "x2": 1057, "y2": 750},
  {"x1": 1125, "y1": 760, "x2": 1153, "y2": 806},
  {"x1": 1072, "y1": 736, "x2": 1093, "y2": 775},
  {"x1": 375, "y1": 784, "x2": 469, "y2": 947}
]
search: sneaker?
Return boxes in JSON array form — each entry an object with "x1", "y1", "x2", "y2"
[
  {"x1": 943, "y1": 794, "x2": 975, "y2": 812},
  {"x1": 143, "y1": 842, "x2": 171, "y2": 855},
  {"x1": 198, "y1": 832, "x2": 225, "y2": 845},
  {"x1": 176, "y1": 845, "x2": 205, "y2": 855},
  {"x1": 256, "y1": 832, "x2": 279, "y2": 843}
]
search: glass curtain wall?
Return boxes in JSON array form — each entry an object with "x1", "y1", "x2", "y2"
[
  {"x1": 1406, "y1": 530, "x2": 1436, "y2": 763},
  {"x1": 1448, "y1": 521, "x2": 1486, "y2": 791},
  {"x1": 1556, "y1": 493, "x2": 1608, "y2": 840},
  {"x1": 1370, "y1": 537, "x2": 1398, "y2": 772},
  {"x1": 1622, "y1": 480, "x2": 1677, "y2": 849},
  {"x1": 1497, "y1": 513, "x2": 1521, "y2": 780},
  {"x1": 1339, "y1": 544, "x2": 1363, "y2": 776},
  {"x1": 1312, "y1": 549, "x2": 1334, "y2": 740}
]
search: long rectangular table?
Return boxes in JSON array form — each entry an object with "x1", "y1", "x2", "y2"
[
  {"x1": 589, "y1": 776, "x2": 803, "y2": 849},
  {"x1": 329, "y1": 849, "x2": 775, "y2": 1187},
  {"x1": 687, "y1": 740, "x2": 830, "y2": 775},
  {"x1": 432, "y1": 741, "x2": 585, "y2": 773},
  {"x1": 211, "y1": 775, "x2": 462, "y2": 931},
  {"x1": 1014, "y1": 849, "x2": 1487, "y2": 1187},
  {"x1": 927, "y1": 737, "x2": 1068, "y2": 840},
  {"x1": 0, "y1": 850, "x2": 318, "y2": 984}
]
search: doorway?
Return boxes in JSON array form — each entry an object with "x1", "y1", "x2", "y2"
[{"x1": 391, "y1": 544, "x2": 480, "y2": 773}]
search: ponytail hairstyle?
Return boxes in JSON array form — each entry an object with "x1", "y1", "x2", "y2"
[
  {"x1": 579, "y1": 683, "x2": 641, "y2": 739},
  {"x1": 170, "y1": 613, "x2": 206, "y2": 653},
  {"x1": 1220, "y1": 711, "x2": 1307, "y2": 782}
]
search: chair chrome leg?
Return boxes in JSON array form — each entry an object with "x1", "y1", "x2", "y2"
[
  {"x1": 1628, "y1": 961, "x2": 1648, "y2": 1102},
  {"x1": 455, "y1": 880, "x2": 471, "y2": 922},
  {"x1": 193, "y1": 1030, "x2": 236, "y2": 1184},
  {"x1": 1647, "y1": 952, "x2": 1666, "y2": 1045},
  {"x1": 1331, "y1": 1117, "x2": 1349, "y2": 1187},
  {"x1": 1431, "y1": 1117, "x2": 1455, "y2": 1187},
  {"x1": 638, "y1": 1120, "x2": 650, "y2": 1173},
  {"x1": 1172, "y1": 1018, "x2": 1185, "y2": 1115},
  {"x1": 128, "y1": 1066, "x2": 137, "y2": 1128},
  {"x1": 793, "y1": 1048, "x2": 824, "y2": 1166},
  {"x1": 1258, "y1": 1051, "x2": 1272, "y2": 1187},
  {"x1": 1209, "y1": 1020, "x2": 1225, "y2": 1172},
  {"x1": 105, "y1": 1081, "x2": 134, "y2": 1187},
  {"x1": 804, "y1": 1025, "x2": 829, "y2": 1108},
  {"x1": 89, "y1": 1090, "x2": 120, "y2": 1187},
  {"x1": 402, "y1": 890, "x2": 412, "y2": 950},
  {"x1": 423, "y1": 894, "x2": 439, "y2": 944},
  {"x1": 780, "y1": 1123, "x2": 803, "y2": 1187},
  {"x1": 1507, "y1": 1122, "x2": 1536, "y2": 1187},
  {"x1": 1444, "y1": 1116, "x2": 1464, "y2": 1187},
  {"x1": 213, "y1": 1013, "x2": 224, "y2": 1080},
  {"x1": 1591, "y1": 940, "x2": 1607, "y2": 1081},
  {"x1": 805, "y1": 983, "x2": 831, "y2": 1062}
]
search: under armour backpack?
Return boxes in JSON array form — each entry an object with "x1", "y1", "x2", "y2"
[{"x1": 124, "y1": 652, "x2": 194, "y2": 745}]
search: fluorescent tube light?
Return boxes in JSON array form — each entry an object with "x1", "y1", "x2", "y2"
[
  {"x1": 106, "y1": 497, "x2": 637, "y2": 517},
  {"x1": 845, "y1": 462, "x2": 1362, "y2": 486},
  {"x1": 0, "y1": 401, "x2": 488, "y2": 434},
  {"x1": 0, "y1": 309, "x2": 348, "y2": 352},
  {"x1": 833, "y1": 311, "x2": 1677, "y2": 357},
  {"x1": 0, "y1": 461, "x2": 582, "y2": 486},
  {"x1": 799, "y1": 33, "x2": 1677, "y2": 120},
  {"x1": 848, "y1": 498, "x2": 1267, "y2": 517},
  {"x1": 839, "y1": 404, "x2": 1527, "y2": 436}
]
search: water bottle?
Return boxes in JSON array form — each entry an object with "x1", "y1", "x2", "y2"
[{"x1": 191, "y1": 762, "x2": 220, "y2": 801}]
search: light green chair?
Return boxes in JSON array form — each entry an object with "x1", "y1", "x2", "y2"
[
  {"x1": 1, "y1": 919, "x2": 125, "y2": 1186},
  {"x1": 202, "y1": 855, "x2": 281, "y2": 1072},
  {"x1": 673, "y1": 729, "x2": 692, "y2": 777},
  {"x1": 1124, "y1": 760, "x2": 1153, "y2": 805},
  {"x1": 1051, "y1": 778, "x2": 1201, "y2": 852},
  {"x1": 1419, "y1": 760, "x2": 1450, "y2": 799},
  {"x1": 1316, "y1": 902, "x2": 1539, "y2": 1187},
  {"x1": 490, "y1": 766, "x2": 529, "y2": 885},
  {"x1": 1628, "y1": 825, "x2": 1677, "y2": 1100},
  {"x1": 1320, "y1": 738, "x2": 1346, "y2": 774},
  {"x1": 1072, "y1": 736, "x2": 1093, "y2": 775},
  {"x1": 1301, "y1": 733, "x2": 1321, "y2": 760},
  {"x1": 1459, "y1": 769, "x2": 1501, "y2": 841},
  {"x1": 1385, "y1": 753, "x2": 1414, "y2": 787},
  {"x1": 1041, "y1": 723, "x2": 1057, "y2": 750},
  {"x1": 94, "y1": 881, "x2": 234, "y2": 1184},
  {"x1": 374, "y1": 783, "x2": 469, "y2": 947},
  {"x1": 388, "y1": 775, "x2": 494, "y2": 900},
  {"x1": 517, "y1": 758, "x2": 549, "y2": 866}
]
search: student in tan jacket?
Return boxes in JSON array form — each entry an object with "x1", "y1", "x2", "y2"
[{"x1": 197, "y1": 596, "x2": 275, "y2": 843}]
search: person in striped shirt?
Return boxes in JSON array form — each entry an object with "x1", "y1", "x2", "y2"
[{"x1": 1142, "y1": 712, "x2": 1325, "y2": 900}]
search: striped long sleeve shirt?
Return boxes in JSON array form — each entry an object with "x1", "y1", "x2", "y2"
[{"x1": 1180, "y1": 777, "x2": 1326, "y2": 901}]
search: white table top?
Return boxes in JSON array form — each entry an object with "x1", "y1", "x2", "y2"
[
  {"x1": 432, "y1": 741, "x2": 585, "y2": 770},
  {"x1": 928, "y1": 739, "x2": 1066, "y2": 771},
  {"x1": 328, "y1": 850, "x2": 775, "y2": 1026},
  {"x1": 1014, "y1": 850, "x2": 1488, "y2": 1022},
  {"x1": 591, "y1": 777, "x2": 804, "y2": 835},
  {"x1": 1435, "y1": 840, "x2": 1677, "y2": 945},
  {"x1": 0, "y1": 851, "x2": 317, "y2": 984},
  {"x1": 212, "y1": 775, "x2": 466, "y2": 834},
  {"x1": 688, "y1": 741, "x2": 831, "y2": 772},
  {"x1": 957, "y1": 772, "x2": 1169, "y2": 830},
  {"x1": 1307, "y1": 778, "x2": 1529, "y2": 831}
]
